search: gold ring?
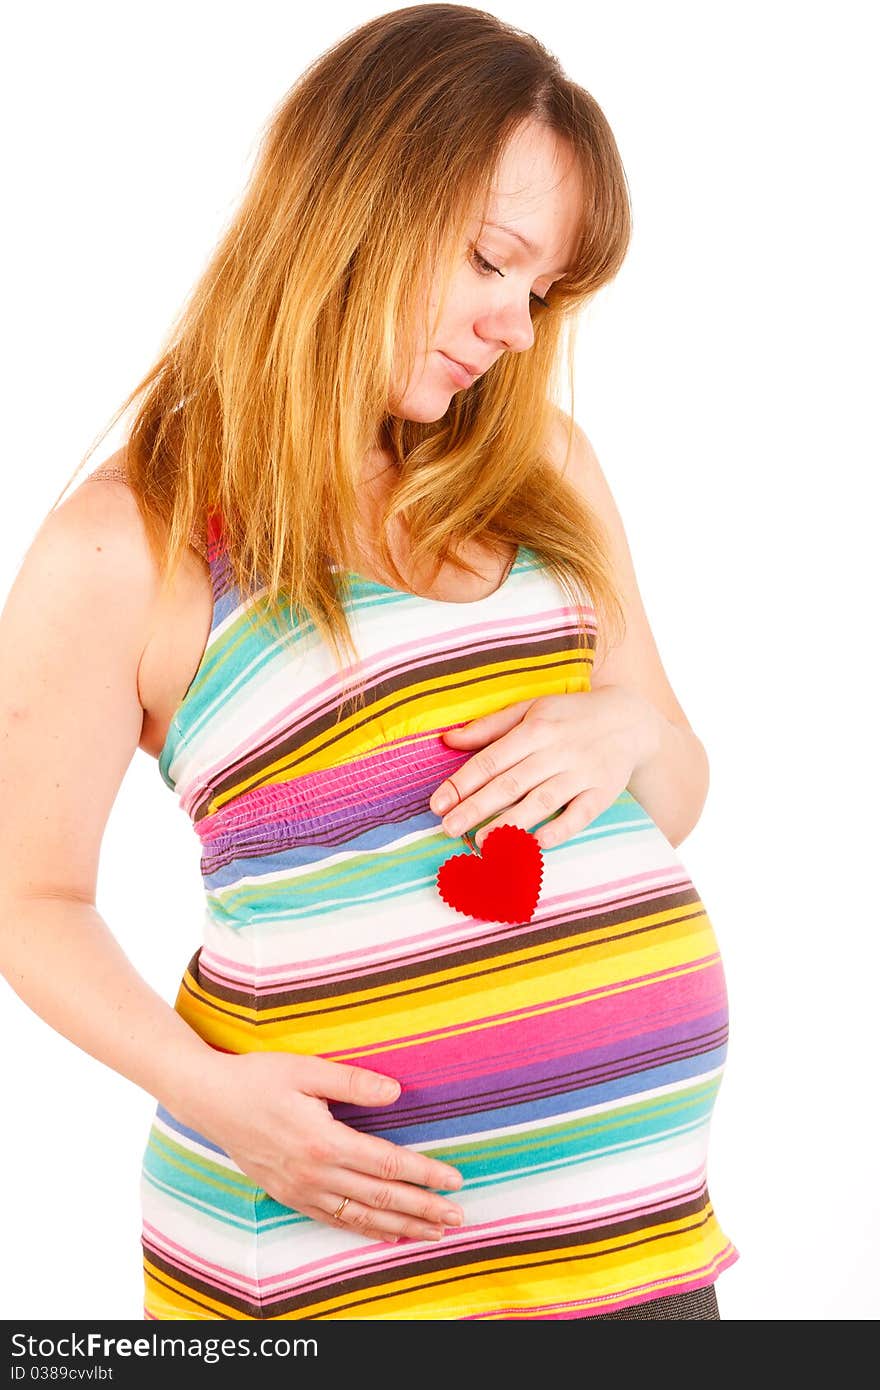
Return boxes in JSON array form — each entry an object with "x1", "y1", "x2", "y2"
[{"x1": 332, "y1": 1196, "x2": 351, "y2": 1221}]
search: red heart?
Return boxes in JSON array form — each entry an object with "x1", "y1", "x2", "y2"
[{"x1": 437, "y1": 824, "x2": 544, "y2": 924}]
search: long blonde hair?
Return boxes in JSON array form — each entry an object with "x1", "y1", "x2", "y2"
[{"x1": 51, "y1": 3, "x2": 632, "y2": 707}]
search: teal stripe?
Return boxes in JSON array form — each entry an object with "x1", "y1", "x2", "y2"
[
  {"x1": 160, "y1": 598, "x2": 324, "y2": 785},
  {"x1": 143, "y1": 1074, "x2": 721, "y2": 1235},
  {"x1": 206, "y1": 789, "x2": 656, "y2": 922},
  {"x1": 142, "y1": 1127, "x2": 259, "y2": 1229}
]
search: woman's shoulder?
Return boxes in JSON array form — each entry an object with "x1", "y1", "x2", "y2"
[
  {"x1": 540, "y1": 404, "x2": 621, "y2": 542},
  {"x1": 59, "y1": 452, "x2": 216, "y2": 761},
  {"x1": 541, "y1": 402, "x2": 595, "y2": 482},
  {"x1": 3, "y1": 461, "x2": 165, "y2": 746},
  {"x1": 50, "y1": 455, "x2": 212, "y2": 695},
  {"x1": 82, "y1": 449, "x2": 209, "y2": 563},
  {"x1": 35, "y1": 460, "x2": 173, "y2": 624}
]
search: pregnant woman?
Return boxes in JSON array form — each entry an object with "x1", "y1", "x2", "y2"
[{"x1": 0, "y1": 5, "x2": 737, "y2": 1319}]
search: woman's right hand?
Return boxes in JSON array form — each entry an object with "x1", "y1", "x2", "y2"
[{"x1": 176, "y1": 1050, "x2": 466, "y2": 1243}]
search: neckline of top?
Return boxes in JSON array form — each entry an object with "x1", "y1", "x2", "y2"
[{"x1": 330, "y1": 544, "x2": 525, "y2": 606}]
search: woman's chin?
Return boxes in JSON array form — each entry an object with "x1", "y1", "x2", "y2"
[{"x1": 389, "y1": 395, "x2": 457, "y2": 424}]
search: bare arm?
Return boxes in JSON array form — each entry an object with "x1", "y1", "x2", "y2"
[
  {"x1": 0, "y1": 478, "x2": 463, "y2": 1242},
  {"x1": 0, "y1": 479, "x2": 215, "y2": 1115}
]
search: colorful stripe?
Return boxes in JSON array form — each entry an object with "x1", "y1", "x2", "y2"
[{"x1": 142, "y1": 516, "x2": 737, "y2": 1318}]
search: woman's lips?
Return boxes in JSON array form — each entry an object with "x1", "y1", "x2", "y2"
[{"x1": 438, "y1": 352, "x2": 476, "y2": 387}]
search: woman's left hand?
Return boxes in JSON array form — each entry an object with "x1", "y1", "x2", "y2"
[{"x1": 428, "y1": 686, "x2": 663, "y2": 851}]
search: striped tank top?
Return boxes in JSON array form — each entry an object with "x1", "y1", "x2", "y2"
[{"x1": 140, "y1": 508, "x2": 738, "y2": 1320}]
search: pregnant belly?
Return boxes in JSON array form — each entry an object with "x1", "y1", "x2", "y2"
[
  {"x1": 176, "y1": 790, "x2": 729, "y2": 1167},
  {"x1": 148, "y1": 787, "x2": 737, "y2": 1322}
]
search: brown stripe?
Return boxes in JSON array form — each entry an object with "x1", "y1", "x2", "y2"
[
  {"x1": 144, "y1": 1252, "x2": 260, "y2": 1318},
  {"x1": 181, "y1": 893, "x2": 705, "y2": 1020},
  {"x1": 143, "y1": 1188, "x2": 712, "y2": 1320},
  {"x1": 197, "y1": 627, "x2": 592, "y2": 820},
  {"x1": 261, "y1": 1191, "x2": 716, "y2": 1318}
]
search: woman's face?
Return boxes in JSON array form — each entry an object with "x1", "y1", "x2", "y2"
[{"x1": 389, "y1": 121, "x2": 582, "y2": 421}]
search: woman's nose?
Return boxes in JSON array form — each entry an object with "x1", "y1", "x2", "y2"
[{"x1": 489, "y1": 299, "x2": 536, "y2": 354}]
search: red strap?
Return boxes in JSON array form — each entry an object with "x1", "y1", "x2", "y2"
[{"x1": 205, "y1": 506, "x2": 225, "y2": 548}]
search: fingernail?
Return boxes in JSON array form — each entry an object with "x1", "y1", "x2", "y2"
[
  {"x1": 442, "y1": 1209, "x2": 463, "y2": 1225},
  {"x1": 433, "y1": 788, "x2": 455, "y2": 814},
  {"x1": 436, "y1": 1171, "x2": 463, "y2": 1190},
  {"x1": 377, "y1": 1079, "x2": 400, "y2": 1100},
  {"x1": 443, "y1": 813, "x2": 462, "y2": 834}
]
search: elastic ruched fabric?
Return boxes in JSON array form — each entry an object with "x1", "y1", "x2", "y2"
[{"x1": 584, "y1": 1284, "x2": 720, "y2": 1320}]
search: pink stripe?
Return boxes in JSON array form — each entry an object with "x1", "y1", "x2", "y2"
[
  {"x1": 142, "y1": 1220, "x2": 265, "y2": 1296},
  {"x1": 199, "y1": 738, "x2": 465, "y2": 839},
  {"x1": 238, "y1": 964, "x2": 725, "y2": 1092},
  {"x1": 370, "y1": 967, "x2": 728, "y2": 1088},
  {"x1": 317, "y1": 952, "x2": 723, "y2": 1060}
]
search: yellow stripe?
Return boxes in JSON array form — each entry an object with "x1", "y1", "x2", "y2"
[
  {"x1": 144, "y1": 1259, "x2": 252, "y2": 1320},
  {"x1": 173, "y1": 906, "x2": 719, "y2": 1056},
  {"x1": 206, "y1": 656, "x2": 591, "y2": 816}
]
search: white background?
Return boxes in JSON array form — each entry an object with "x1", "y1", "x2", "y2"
[{"x1": 1, "y1": 0, "x2": 877, "y2": 1322}]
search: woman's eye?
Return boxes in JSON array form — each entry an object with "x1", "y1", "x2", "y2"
[
  {"x1": 471, "y1": 247, "x2": 501, "y2": 276},
  {"x1": 469, "y1": 246, "x2": 550, "y2": 310}
]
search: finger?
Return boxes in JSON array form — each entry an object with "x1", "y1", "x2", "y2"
[
  {"x1": 334, "y1": 1126, "x2": 463, "y2": 1193},
  {"x1": 431, "y1": 703, "x2": 540, "y2": 815},
  {"x1": 317, "y1": 1186, "x2": 452, "y2": 1243},
  {"x1": 300, "y1": 1057, "x2": 402, "y2": 1108},
  {"x1": 473, "y1": 771, "x2": 573, "y2": 848},
  {"x1": 531, "y1": 787, "x2": 607, "y2": 850},
  {"x1": 321, "y1": 1164, "x2": 464, "y2": 1229},
  {"x1": 440, "y1": 749, "x2": 550, "y2": 839},
  {"x1": 296, "y1": 1199, "x2": 403, "y2": 1244},
  {"x1": 440, "y1": 698, "x2": 538, "y2": 744}
]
